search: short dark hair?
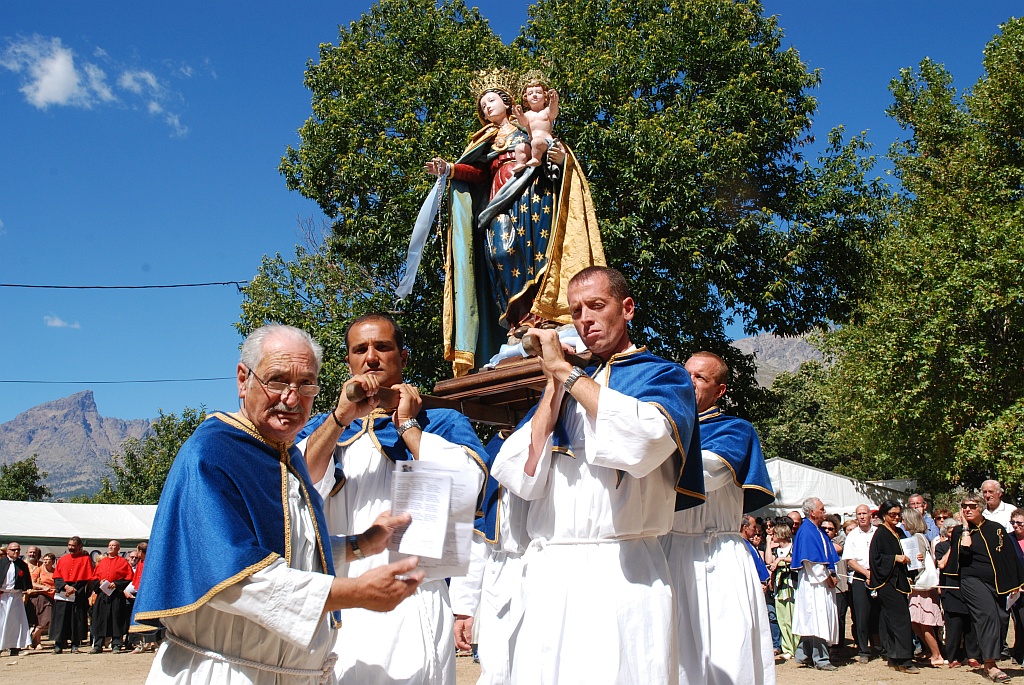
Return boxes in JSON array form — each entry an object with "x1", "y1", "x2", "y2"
[
  {"x1": 877, "y1": 500, "x2": 902, "y2": 519},
  {"x1": 569, "y1": 266, "x2": 631, "y2": 301},
  {"x1": 344, "y1": 313, "x2": 405, "y2": 351}
]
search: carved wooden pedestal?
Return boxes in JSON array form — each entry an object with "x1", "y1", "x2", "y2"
[{"x1": 427, "y1": 357, "x2": 547, "y2": 429}]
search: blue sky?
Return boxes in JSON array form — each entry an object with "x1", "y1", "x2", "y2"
[{"x1": 0, "y1": 2, "x2": 1018, "y2": 424}]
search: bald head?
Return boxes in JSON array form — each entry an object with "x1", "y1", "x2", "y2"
[{"x1": 982, "y1": 480, "x2": 1004, "y2": 512}]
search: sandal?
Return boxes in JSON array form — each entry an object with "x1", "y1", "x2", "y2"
[{"x1": 988, "y1": 669, "x2": 1011, "y2": 683}]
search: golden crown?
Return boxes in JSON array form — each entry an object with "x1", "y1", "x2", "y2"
[
  {"x1": 518, "y1": 68, "x2": 551, "y2": 95},
  {"x1": 470, "y1": 68, "x2": 516, "y2": 102}
]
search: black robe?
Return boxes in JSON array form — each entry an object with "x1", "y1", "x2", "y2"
[
  {"x1": 867, "y1": 524, "x2": 911, "y2": 594},
  {"x1": 946, "y1": 520, "x2": 1024, "y2": 595}
]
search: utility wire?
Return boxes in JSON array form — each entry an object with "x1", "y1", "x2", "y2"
[
  {"x1": 0, "y1": 378, "x2": 235, "y2": 385},
  {"x1": 0, "y1": 281, "x2": 249, "y2": 290}
]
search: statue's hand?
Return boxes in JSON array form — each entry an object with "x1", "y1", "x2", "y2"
[
  {"x1": 547, "y1": 139, "x2": 566, "y2": 165},
  {"x1": 424, "y1": 157, "x2": 449, "y2": 177}
]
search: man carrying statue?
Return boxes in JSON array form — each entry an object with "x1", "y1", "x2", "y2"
[{"x1": 421, "y1": 68, "x2": 605, "y2": 375}]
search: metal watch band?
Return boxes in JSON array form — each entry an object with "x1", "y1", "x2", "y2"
[
  {"x1": 563, "y1": 366, "x2": 586, "y2": 393},
  {"x1": 396, "y1": 418, "x2": 421, "y2": 437}
]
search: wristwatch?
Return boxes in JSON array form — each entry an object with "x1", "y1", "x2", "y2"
[
  {"x1": 396, "y1": 418, "x2": 421, "y2": 437},
  {"x1": 347, "y1": 535, "x2": 364, "y2": 560},
  {"x1": 563, "y1": 366, "x2": 586, "y2": 393}
]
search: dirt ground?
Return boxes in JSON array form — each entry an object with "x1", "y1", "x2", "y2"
[{"x1": 1, "y1": 640, "x2": 1019, "y2": 684}]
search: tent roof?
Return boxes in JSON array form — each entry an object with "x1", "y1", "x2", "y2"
[
  {"x1": 753, "y1": 457, "x2": 907, "y2": 519},
  {"x1": 0, "y1": 500, "x2": 156, "y2": 550}
]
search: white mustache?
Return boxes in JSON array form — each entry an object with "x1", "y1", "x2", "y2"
[{"x1": 271, "y1": 402, "x2": 302, "y2": 414}]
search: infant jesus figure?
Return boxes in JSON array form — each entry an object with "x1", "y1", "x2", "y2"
[{"x1": 512, "y1": 70, "x2": 559, "y2": 172}]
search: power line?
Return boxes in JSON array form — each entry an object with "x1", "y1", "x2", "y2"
[
  {"x1": 0, "y1": 281, "x2": 249, "y2": 290},
  {"x1": 0, "y1": 377, "x2": 235, "y2": 385}
]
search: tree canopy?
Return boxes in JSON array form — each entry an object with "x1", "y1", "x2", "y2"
[
  {"x1": 0, "y1": 455, "x2": 52, "y2": 501},
  {"x1": 241, "y1": 0, "x2": 889, "y2": 415},
  {"x1": 92, "y1": 406, "x2": 206, "y2": 505},
  {"x1": 824, "y1": 17, "x2": 1024, "y2": 495}
]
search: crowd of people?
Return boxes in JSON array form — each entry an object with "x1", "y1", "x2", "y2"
[
  {"x1": 0, "y1": 538, "x2": 157, "y2": 656},
  {"x1": 751, "y1": 482, "x2": 1024, "y2": 682},
  {"x1": 4, "y1": 265, "x2": 1023, "y2": 685}
]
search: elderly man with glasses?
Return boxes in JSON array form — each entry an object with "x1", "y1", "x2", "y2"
[
  {"x1": 0, "y1": 542, "x2": 32, "y2": 656},
  {"x1": 942, "y1": 494, "x2": 1024, "y2": 683},
  {"x1": 134, "y1": 324, "x2": 425, "y2": 684}
]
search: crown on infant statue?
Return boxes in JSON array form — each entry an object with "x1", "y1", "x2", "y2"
[
  {"x1": 517, "y1": 68, "x2": 551, "y2": 94},
  {"x1": 470, "y1": 68, "x2": 517, "y2": 101}
]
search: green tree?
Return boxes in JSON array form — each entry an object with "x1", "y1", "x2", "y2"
[
  {"x1": 748, "y1": 361, "x2": 864, "y2": 474},
  {"x1": 825, "y1": 18, "x2": 1024, "y2": 495},
  {"x1": 93, "y1": 407, "x2": 206, "y2": 505},
  {"x1": 0, "y1": 455, "x2": 52, "y2": 501},
  {"x1": 246, "y1": 0, "x2": 889, "y2": 410}
]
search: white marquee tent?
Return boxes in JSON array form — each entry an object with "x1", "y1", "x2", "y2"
[
  {"x1": 752, "y1": 457, "x2": 910, "y2": 519},
  {"x1": 0, "y1": 500, "x2": 156, "y2": 555}
]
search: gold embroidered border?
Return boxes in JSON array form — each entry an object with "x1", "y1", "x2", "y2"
[{"x1": 133, "y1": 553, "x2": 279, "y2": 622}]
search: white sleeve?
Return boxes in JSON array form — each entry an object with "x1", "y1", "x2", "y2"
[
  {"x1": 206, "y1": 557, "x2": 333, "y2": 650},
  {"x1": 491, "y1": 419, "x2": 553, "y2": 501},
  {"x1": 587, "y1": 386, "x2": 680, "y2": 478},
  {"x1": 801, "y1": 560, "x2": 830, "y2": 585},
  {"x1": 449, "y1": 535, "x2": 488, "y2": 617},
  {"x1": 418, "y1": 431, "x2": 485, "y2": 493},
  {"x1": 702, "y1": 451, "x2": 736, "y2": 490}
]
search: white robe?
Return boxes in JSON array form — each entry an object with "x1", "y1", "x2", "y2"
[
  {"x1": 0, "y1": 561, "x2": 31, "y2": 651},
  {"x1": 448, "y1": 485, "x2": 529, "y2": 685},
  {"x1": 661, "y1": 452, "x2": 775, "y2": 685},
  {"x1": 491, "y1": 362, "x2": 681, "y2": 685},
  {"x1": 792, "y1": 561, "x2": 838, "y2": 643},
  {"x1": 147, "y1": 472, "x2": 336, "y2": 685},
  {"x1": 307, "y1": 430, "x2": 484, "y2": 685}
]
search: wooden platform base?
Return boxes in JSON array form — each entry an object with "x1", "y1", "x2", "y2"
[{"x1": 427, "y1": 356, "x2": 548, "y2": 429}]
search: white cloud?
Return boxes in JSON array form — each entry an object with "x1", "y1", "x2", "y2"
[
  {"x1": 44, "y1": 314, "x2": 81, "y2": 329},
  {"x1": 164, "y1": 112, "x2": 189, "y2": 138},
  {"x1": 1, "y1": 35, "x2": 96, "y2": 109},
  {"x1": 84, "y1": 63, "x2": 114, "y2": 102},
  {"x1": 2, "y1": 35, "x2": 191, "y2": 136},
  {"x1": 118, "y1": 69, "x2": 160, "y2": 96}
]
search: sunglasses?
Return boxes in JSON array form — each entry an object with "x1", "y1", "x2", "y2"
[
  {"x1": 821, "y1": 526, "x2": 835, "y2": 531},
  {"x1": 961, "y1": 503, "x2": 980, "y2": 510}
]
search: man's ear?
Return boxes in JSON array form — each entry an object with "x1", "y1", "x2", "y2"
[
  {"x1": 236, "y1": 363, "x2": 249, "y2": 401},
  {"x1": 621, "y1": 296, "x2": 635, "y2": 322}
]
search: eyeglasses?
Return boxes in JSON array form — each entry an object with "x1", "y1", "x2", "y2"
[
  {"x1": 1012, "y1": 521, "x2": 1024, "y2": 528},
  {"x1": 886, "y1": 512, "x2": 902, "y2": 519},
  {"x1": 821, "y1": 526, "x2": 835, "y2": 531},
  {"x1": 247, "y1": 367, "x2": 320, "y2": 397},
  {"x1": 935, "y1": 516, "x2": 948, "y2": 521},
  {"x1": 961, "y1": 503, "x2": 979, "y2": 510}
]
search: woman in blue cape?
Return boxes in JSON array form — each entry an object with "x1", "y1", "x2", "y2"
[{"x1": 425, "y1": 69, "x2": 604, "y2": 376}]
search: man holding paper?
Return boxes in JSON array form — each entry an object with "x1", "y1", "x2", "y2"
[
  {"x1": 298, "y1": 313, "x2": 488, "y2": 685},
  {"x1": 490, "y1": 266, "x2": 704, "y2": 685},
  {"x1": 89, "y1": 540, "x2": 133, "y2": 653}
]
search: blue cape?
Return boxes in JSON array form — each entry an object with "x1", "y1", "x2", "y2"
[
  {"x1": 134, "y1": 412, "x2": 336, "y2": 627},
  {"x1": 299, "y1": 407, "x2": 488, "y2": 515},
  {"x1": 597, "y1": 348, "x2": 704, "y2": 510},
  {"x1": 745, "y1": 539, "x2": 770, "y2": 583},
  {"x1": 476, "y1": 348, "x2": 704, "y2": 539},
  {"x1": 791, "y1": 519, "x2": 840, "y2": 571},
  {"x1": 697, "y1": 407, "x2": 775, "y2": 513},
  {"x1": 475, "y1": 434, "x2": 507, "y2": 543}
]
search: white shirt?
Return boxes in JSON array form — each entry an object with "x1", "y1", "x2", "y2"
[
  {"x1": 841, "y1": 525, "x2": 876, "y2": 573},
  {"x1": 983, "y1": 500, "x2": 1015, "y2": 532}
]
